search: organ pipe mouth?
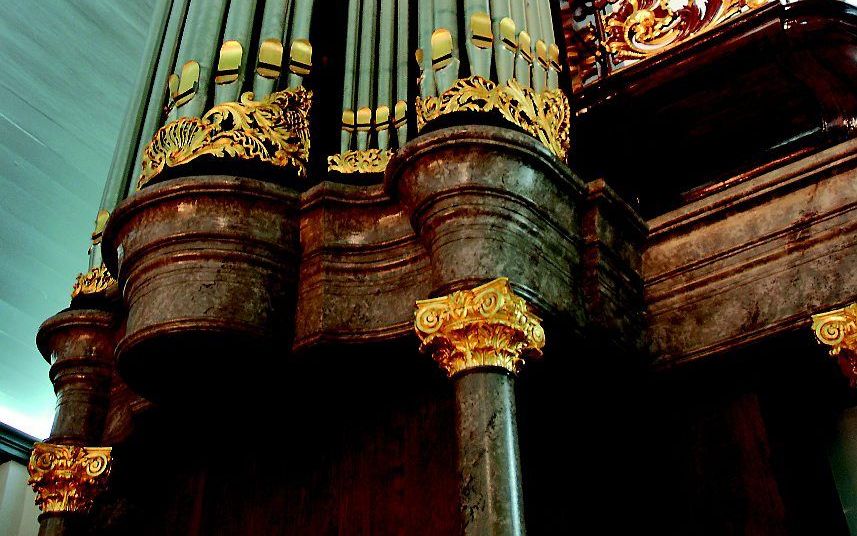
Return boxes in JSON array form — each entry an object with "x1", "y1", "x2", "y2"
[
  {"x1": 431, "y1": 29, "x2": 454, "y2": 71},
  {"x1": 174, "y1": 61, "x2": 200, "y2": 108},
  {"x1": 256, "y1": 39, "x2": 284, "y2": 79},
  {"x1": 289, "y1": 39, "x2": 313, "y2": 77},
  {"x1": 215, "y1": 41, "x2": 243, "y2": 84},
  {"x1": 470, "y1": 12, "x2": 493, "y2": 49}
]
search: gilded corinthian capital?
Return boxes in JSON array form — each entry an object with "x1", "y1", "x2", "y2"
[
  {"x1": 414, "y1": 278, "x2": 545, "y2": 377},
  {"x1": 812, "y1": 303, "x2": 857, "y2": 386},
  {"x1": 28, "y1": 442, "x2": 112, "y2": 514}
]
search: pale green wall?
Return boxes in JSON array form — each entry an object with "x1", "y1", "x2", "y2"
[{"x1": 0, "y1": 0, "x2": 154, "y2": 437}]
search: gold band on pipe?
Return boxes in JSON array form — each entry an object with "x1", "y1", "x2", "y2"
[
  {"x1": 138, "y1": 87, "x2": 312, "y2": 188},
  {"x1": 415, "y1": 75, "x2": 570, "y2": 160}
]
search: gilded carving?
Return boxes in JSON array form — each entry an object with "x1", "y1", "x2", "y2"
[
  {"x1": 28, "y1": 442, "x2": 112, "y2": 514},
  {"x1": 71, "y1": 264, "x2": 117, "y2": 299},
  {"x1": 327, "y1": 149, "x2": 393, "y2": 174},
  {"x1": 604, "y1": 0, "x2": 770, "y2": 63},
  {"x1": 138, "y1": 87, "x2": 312, "y2": 189},
  {"x1": 415, "y1": 75, "x2": 571, "y2": 160},
  {"x1": 414, "y1": 277, "x2": 545, "y2": 377},
  {"x1": 812, "y1": 304, "x2": 857, "y2": 387}
]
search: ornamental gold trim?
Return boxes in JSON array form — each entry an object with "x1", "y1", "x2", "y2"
[
  {"x1": 414, "y1": 277, "x2": 545, "y2": 377},
  {"x1": 327, "y1": 149, "x2": 393, "y2": 174},
  {"x1": 138, "y1": 87, "x2": 312, "y2": 189},
  {"x1": 604, "y1": 0, "x2": 770, "y2": 63},
  {"x1": 28, "y1": 442, "x2": 112, "y2": 514},
  {"x1": 71, "y1": 264, "x2": 116, "y2": 299},
  {"x1": 415, "y1": 75, "x2": 570, "y2": 160},
  {"x1": 812, "y1": 303, "x2": 857, "y2": 387}
]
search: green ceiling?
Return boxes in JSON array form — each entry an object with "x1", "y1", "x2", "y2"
[{"x1": 0, "y1": 0, "x2": 154, "y2": 437}]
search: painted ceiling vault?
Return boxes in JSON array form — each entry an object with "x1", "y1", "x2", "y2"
[{"x1": 0, "y1": 0, "x2": 154, "y2": 437}]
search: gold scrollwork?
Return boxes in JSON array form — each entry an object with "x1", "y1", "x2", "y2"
[
  {"x1": 414, "y1": 277, "x2": 545, "y2": 377},
  {"x1": 28, "y1": 442, "x2": 112, "y2": 514},
  {"x1": 71, "y1": 264, "x2": 117, "y2": 299},
  {"x1": 604, "y1": 0, "x2": 770, "y2": 63},
  {"x1": 138, "y1": 87, "x2": 312, "y2": 189},
  {"x1": 415, "y1": 75, "x2": 570, "y2": 160},
  {"x1": 812, "y1": 303, "x2": 857, "y2": 387},
  {"x1": 327, "y1": 149, "x2": 393, "y2": 174}
]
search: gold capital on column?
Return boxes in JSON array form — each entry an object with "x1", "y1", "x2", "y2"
[
  {"x1": 28, "y1": 442, "x2": 113, "y2": 514},
  {"x1": 812, "y1": 303, "x2": 857, "y2": 386},
  {"x1": 414, "y1": 277, "x2": 545, "y2": 377}
]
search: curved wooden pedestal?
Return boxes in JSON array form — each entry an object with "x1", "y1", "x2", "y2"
[{"x1": 103, "y1": 175, "x2": 301, "y2": 400}]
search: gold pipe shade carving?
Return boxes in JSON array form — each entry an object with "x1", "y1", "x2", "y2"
[
  {"x1": 327, "y1": 149, "x2": 393, "y2": 174},
  {"x1": 415, "y1": 75, "x2": 571, "y2": 160},
  {"x1": 414, "y1": 277, "x2": 545, "y2": 377},
  {"x1": 28, "y1": 442, "x2": 112, "y2": 514},
  {"x1": 138, "y1": 87, "x2": 312, "y2": 189},
  {"x1": 71, "y1": 264, "x2": 117, "y2": 299},
  {"x1": 812, "y1": 303, "x2": 857, "y2": 387}
]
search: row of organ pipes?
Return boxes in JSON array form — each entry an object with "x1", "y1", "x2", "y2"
[{"x1": 90, "y1": 0, "x2": 562, "y2": 267}]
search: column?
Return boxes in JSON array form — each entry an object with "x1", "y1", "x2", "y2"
[
  {"x1": 28, "y1": 277, "x2": 118, "y2": 536},
  {"x1": 415, "y1": 277, "x2": 545, "y2": 535},
  {"x1": 812, "y1": 303, "x2": 857, "y2": 533}
]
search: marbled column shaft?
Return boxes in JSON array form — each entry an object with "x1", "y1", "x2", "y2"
[{"x1": 455, "y1": 371, "x2": 526, "y2": 536}]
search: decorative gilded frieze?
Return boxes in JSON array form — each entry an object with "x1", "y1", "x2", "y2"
[
  {"x1": 812, "y1": 303, "x2": 857, "y2": 387},
  {"x1": 603, "y1": 0, "x2": 769, "y2": 63},
  {"x1": 138, "y1": 87, "x2": 312, "y2": 189},
  {"x1": 28, "y1": 442, "x2": 112, "y2": 514},
  {"x1": 415, "y1": 75, "x2": 570, "y2": 160},
  {"x1": 414, "y1": 278, "x2": 545, "y2": 377},
  {"x1": 71, "y1": 264, "x2": 116, "y2": 299},
  {"x1": 327, "y1": 149, "x2": 393, "y2": 174}
]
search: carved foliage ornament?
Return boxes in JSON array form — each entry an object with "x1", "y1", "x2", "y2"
[
  {"x1": 138, "y1": 87, "x2": 312, "y2": 189},
  {"x1": 812, "y1": 303, "x2": 857, "y2": 387},
  {"x1": 28, "y1": 442, "x2": 112, "y2": 514},
  {"x1": 71, "y1": 264, "x2": 117, "y2": 299},
  {"x1": 604, "y1": 0, "x2": 769, "y2": 63},
  {"x1": 415, "y1": 277, "x2": 545, "y2": 377},
  {"x1": 415, "y1": 76, "x2": 571, "y2": 160},
  {"x1": 327, "y1": 149, "x2": 394, "y2": 174}
]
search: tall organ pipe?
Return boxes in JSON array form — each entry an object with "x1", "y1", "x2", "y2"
[
  {"x1": 286, "y1": 0, "x2": 315, "y2": 88},
  {"x1": 463, "y1": 0, "x2": 491, "y2": 79},
  {"x1": 417, "y1": 0, "x2": 436, "y2": 97},
  {"x1": 377, "y1": 0, "x2": 395, "y2": 150},
  {"x1": 510, "y1": 0, "x2": 529, "y2": 88},
  {"x1": 525, "y1": 0, "x2": 545, "y2": 91},
  {"x1": 340, "y1": 0, "x2": 361, "y2": 153},
  {"x1": 91, "y1": 0, "x2": 174, "y2": 267},
  {"x1": 127, "y1": 0, "x2": 190, "y2": 197},
  {"x1": 489, "y1": 0, "x2": 512, "y2": 84},
  {"x1": 432, "y1": 0, "x2": 460, "y2": 92},
  {"x1": 253, "y1": 0, "x2": 290, "y2": 97},
  {"x1": 356, "y1": 0, "x2": 379, "y2": 151},
  {"x1": 538, "y1": 0, "x2": 558, "y2": 89},
  {"x1": 169, "y1": 0, "x2": 228, "y2": 120},
  {"x1": 215, "y1": 0, "x2": 258, "y2": 104},
  {"x1": 395, "y1": 0, "x2": 409, "y2": 148}
]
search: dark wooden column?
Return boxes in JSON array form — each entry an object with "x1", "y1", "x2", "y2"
[{"x1": 30, "y1": 283, "x2": 119, "y2": 536}]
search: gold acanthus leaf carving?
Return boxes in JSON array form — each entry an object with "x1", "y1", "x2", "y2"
[
  {"x1": 327, "y1": 149, "x2": 393, "y2": 174},
  {"x1": 415, "y1": 76, "x2": 571, "y2": 161},
  {"x1": 812, "y1": 304, "x2": 857, "y2": 388},
  {"x1": 414, "y1": 277, "x2": 545, "y2": 377},
  {"x1": 28, "y1": 442, "x2": 112, "y2": 514},
  {"x1": 138, "y1": 87, "x2": 312, "y2": 189},
  {"x1": 604, "y1": 0, "x2": 771, "y2": 63},
  {"x1": 71, "y1": 264, "x2": 117, "y2": 299}
]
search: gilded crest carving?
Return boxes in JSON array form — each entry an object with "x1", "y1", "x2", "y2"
[
  {"x1": 327, "y1": 149, "x2": 393, "y2": 174},
  {"x1": 71, "y1": 264, "x2": 116, "y2": 299},
  {"x1": 415, "y1": 278, "x2": 545, "y2": 377},
  {"x1": 28, "y1": 442, "x2": 112, "y2": 514},
  {"x1": 138, "y1": 87, "x2": 312, "y2": 189},
  {"x1": 415, "y1": 76, "x2": 571, "y2": 160}
]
